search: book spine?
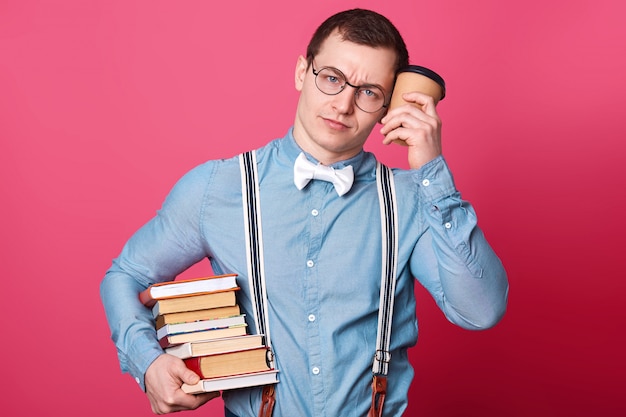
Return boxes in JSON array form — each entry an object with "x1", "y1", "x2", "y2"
[
  {"x1": 164, "y1": 343, "x2": 193, "y2": 359},
  {"x1": 138, "y1": 288, "x2": 156, "y2": 307},
  {"x1": 183, "y1": 357, "x2": 205, "y2": 378}
]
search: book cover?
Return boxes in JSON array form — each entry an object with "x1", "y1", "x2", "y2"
[
  {"x1": 139, "y1": 274, "x2": 239, "y2": 306},
  {"x1": 165, "y1": 334, "x2": 265, "y2": 359},
  {"x1": 183, "y1": 347, "x2": 271, "y2": 379},
  {"x1": 181, "y1": 370, "x2": 279, "y2": 394},
  {"x1": 156, "y1": 314, "x2": 247, "y2": 340},
  {"x1": 151, "y1": 290, "x2": 238, "y2": 316},
  {"x1": 158, "y1": 324, "x2": 248, "y2": 349},
  {"x1": 155, "y1": 305, "x2": 241, "y2": 329}
]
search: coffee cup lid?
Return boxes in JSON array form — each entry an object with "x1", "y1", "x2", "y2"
[{"x1": 398, "y1": 65, "x2": 446, "y2": 100}]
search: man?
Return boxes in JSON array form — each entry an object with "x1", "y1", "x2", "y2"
[{"x1": 100, "y1": 8, "x2": 508, "y2": 417}]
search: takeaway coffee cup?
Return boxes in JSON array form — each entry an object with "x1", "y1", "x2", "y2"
[
  {"x1": 387, "y1": 65, "x2": 446, "y2": 145},
  {"x1": 388, "y1": 65, "x2": 446, "y2": 110}
]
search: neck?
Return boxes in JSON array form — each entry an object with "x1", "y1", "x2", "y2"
[{"x1": 292, "y1": 125, "x2": 363, "y2": 166}]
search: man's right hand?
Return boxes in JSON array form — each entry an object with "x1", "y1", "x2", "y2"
[{"x1": 145, "y1": 353, "x2": 220, "y2": 414}]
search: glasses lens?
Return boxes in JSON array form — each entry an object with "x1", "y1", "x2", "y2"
[
  {"x1": 354, "y1": 86, "x2": 385, "y2": 113},
  {"x1": 315, "y1": 67, "x2": 346, "y2": 95},
  {"x1": 314, "y1": 66, "x2": 385, "y2": 113}
]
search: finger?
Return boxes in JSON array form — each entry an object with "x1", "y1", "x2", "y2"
[
  {"x1": 190, "y1": 391, "x2": 221, "y2": 407},
  {"x1": 381, "y1": 126, "x2": 409, "y2": 146},
  {"x1": 180, "y1": 368, "x2": 201, "y2": 386},
  {"x1": 401, "y1": 91, "x2": 435, "y2": 109},
  {"x1": 179, "y1": 390, "x2": 221, "y2": 411},
  {"x1": 380, "y1": 107, "x2": 417, "y2": 135}
]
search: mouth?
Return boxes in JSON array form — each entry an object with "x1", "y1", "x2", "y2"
[{"x1": 322, "y1": 117, "x2": 349, "y2": 130}]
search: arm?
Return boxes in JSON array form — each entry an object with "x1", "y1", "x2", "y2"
[
  {"x1": 381, "y1": 93, "x2": 508, "y2": 328},
  {"x1": 99, "y1": 162, "x2": 220, "y2": 411},
  {"x1": 409, "y1": 156, "x2": 508, "y2": 329}
]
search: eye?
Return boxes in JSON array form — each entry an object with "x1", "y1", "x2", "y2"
[{"x1": 359, "y1": 87, "x2": 382, "y2": 101}]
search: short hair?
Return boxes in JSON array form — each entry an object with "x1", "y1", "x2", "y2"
[{"x1": 306, "y1": 8, "x2": 409, "y2": 73}]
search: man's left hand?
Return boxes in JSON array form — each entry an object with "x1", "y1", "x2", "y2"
[{"x1": 380, "y1": 91, "x2": 442, "y2": 170}]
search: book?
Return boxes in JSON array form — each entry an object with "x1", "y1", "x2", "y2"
[
  {"x1": 158, "y1": 324, "x2": 247, "y2": 348},
  {"x1": 165, "y1": 334, "x2": 265, "y2": 359},
  {"x1": 139, "y1": 274, "x2": 239, "y2": 307},
  {"x1": 181, "y1": 369, "x2": 279, "y2": 394},
  {"x1": 156, "y1": 314, "x2": 247, "y2": 340},
  {"x1": 183, "y1": 347, "x2": 272, "y2": 379},
  {"x1": 151, "y1": 290, "x2": 238, "y2": 316},
  {"x1": 155, "y1": 305, "x2": 241, "y2": 329},
  {"x1": 145, "y1": 272, "x2": 277, "y2": 393}
]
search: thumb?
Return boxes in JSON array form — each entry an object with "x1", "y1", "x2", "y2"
[
  {"x1": 180, "y1": 367, "x2": 201, "y2": 386},
  {"x1": 173, "y1": 359, "x2": 201, "y2": 385}
]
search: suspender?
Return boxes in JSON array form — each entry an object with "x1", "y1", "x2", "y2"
[
  {"x1": 369, "y1": 162, "x2": 398, "y2": 417},
  {"x1": 239, "y1": 152, "x2": 398, "y2": 417},
  {"x1": 239, "y1": 151, "x2": 274, "y2": 358},
  {"x1": 239, "y1": 151, "x2": 276, "y2": 417}
]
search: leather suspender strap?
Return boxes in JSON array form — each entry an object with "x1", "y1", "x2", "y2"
[
  {"x1": 259, "y1": 385, "x2": 276, "y2": 417},
  {"x1": 239, "y1": 151, "x2": 276, "y2": 417},
  {"x1": 369, "y1": 162, "x2": 399, "y2": 417}
]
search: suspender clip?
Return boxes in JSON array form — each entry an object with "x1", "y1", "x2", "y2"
[{"x1": 374, "y1": 349, "x2": 391, "y2": 364}]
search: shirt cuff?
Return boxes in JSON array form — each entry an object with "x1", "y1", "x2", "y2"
[
  {"x1": 117, "y1": 328, "x2": 165, "y2": 392},
  {"x1": 412, "y1": 155, "x2": 457, "y2": 203}
]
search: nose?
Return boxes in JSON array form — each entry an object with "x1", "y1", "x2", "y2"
[{"x1": 331, "y1": 86, "x2": 356, "y2": 114}]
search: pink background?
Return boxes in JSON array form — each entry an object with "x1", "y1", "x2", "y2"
[{"x1": 1, "y1": 0, "x2": 625, "y2": 416}]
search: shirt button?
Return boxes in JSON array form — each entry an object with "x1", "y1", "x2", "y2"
[
  {"x1": 307, "y1": 260, "x2": 315, "y2": 268},
  {"x1": 308, "y1": 314, "x2": 316, "y2": 322},
  {"x1": 312, "y1": 367, "x2": 320, "y2": 375},
  {"x1": 444, "y1": 222, "x2": 452, "y2": 229},
  {"x1": 134, "y1": 377, "x2": 141, "y2": 385},
  {"x1": 422, "y1": 179, "x2": 430, "y2": 187},
  {"x1": 311, "y1": 209, "x2": 319, "y2": 216}
]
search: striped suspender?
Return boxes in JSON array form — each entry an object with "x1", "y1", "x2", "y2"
[
  {"x1": 239, "y1": 151, "x2": 273, "y2": 353},
  {"x1": 368, "y1": 162, "x2": 399, "y2": 417},
  {"x1": 373, "y1": 161, "x2": 399, "y2": 375},
  {"x1": 240, "y1": 152, "x2": 398, "y2": 417},
  {"x1": 240, "y1": 151, "x2": 276, "y2": 417}
]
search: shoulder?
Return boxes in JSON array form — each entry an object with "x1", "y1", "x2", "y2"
[{"x1": 176, "y1": 136, "x2": 288, "y2": 191}]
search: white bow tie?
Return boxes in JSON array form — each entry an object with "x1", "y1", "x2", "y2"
[{"x1": 293, "y1": 152, "x2": 354, "y2": 196}]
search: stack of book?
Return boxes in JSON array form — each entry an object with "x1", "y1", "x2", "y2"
[{"x1": 139, "y1": 273, "x2": 279, "y2": 394}]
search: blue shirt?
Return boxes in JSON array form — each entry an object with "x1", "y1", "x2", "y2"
[{"x1": 100, "y1": 128, "x2": 508, "y2": 417}]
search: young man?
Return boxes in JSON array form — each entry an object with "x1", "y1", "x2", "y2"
[{"x1": 100, "y1": 9, "x2": 508, "y2": 417}]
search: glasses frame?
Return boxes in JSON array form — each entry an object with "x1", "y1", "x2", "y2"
[{"x1": 311, "y1": 62, "x2": 389, "y2": 113}]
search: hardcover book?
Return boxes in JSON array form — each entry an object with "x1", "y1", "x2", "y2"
[
  {"x1": 151, "y1": 290, "x2": 238, "y2": 316},
  {"x1": 139, "y1": 274, "x2": 238, "y2": 307},
  {"x1": 165, "y1": 334, "x2": 265, "y2": 359},
  {"x1": 183, "y1": 347, "x2": 272, "y2": 379},
  {"x1": 156, "y1": 314, "x2": 247, "y2": 340},
  {"x1": 158, "y1": 325, "x2": 248, "y2": 349},
  {"x1": 181, "y1": 370, "x2": 279, "y2": 394},
  {"x1": 155, "y1": 305, "x2": 242, "y2": 329}
]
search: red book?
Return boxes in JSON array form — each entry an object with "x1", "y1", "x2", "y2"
[{"x1": 183, "y1": 347, "x2": 272, "y2": 379}]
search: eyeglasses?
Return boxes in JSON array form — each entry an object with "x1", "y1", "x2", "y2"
[{"x1": 311, "y1": 62, "x2": 388, "y2": 113}]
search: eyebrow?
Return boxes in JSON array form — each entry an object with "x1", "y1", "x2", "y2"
[{"x1": 313, "y1": 62, "x2": 388, "y2": 94}]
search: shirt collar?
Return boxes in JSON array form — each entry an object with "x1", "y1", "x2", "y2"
[{"x1": 284, "y1": 127, "x2": 368, "y2": 174}]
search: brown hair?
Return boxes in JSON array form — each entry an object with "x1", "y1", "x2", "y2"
[{"x1": 306, "y1": 9, "x2": 409, "y2": 73}]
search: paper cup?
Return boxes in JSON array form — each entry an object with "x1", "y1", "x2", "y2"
[{"x1": 387, "y1": 65, "x2": 446, "y2": 145}]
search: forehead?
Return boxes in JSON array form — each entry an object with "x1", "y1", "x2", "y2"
[{"x1": 314, "y1": 31, "x2": 396, "y2": 89}]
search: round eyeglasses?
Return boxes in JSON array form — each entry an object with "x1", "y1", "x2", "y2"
[{"x1": 311, "y1": 64, "x2": 388, "y2": 113}]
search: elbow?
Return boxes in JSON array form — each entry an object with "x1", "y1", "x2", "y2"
[
  {"x1": 474, "y1": 302, "x2": 507, "y2": 330},
  {"x1": 447, "y1": 280, "x2": 510, "y2": 331},
  {"x1": 453, "y1": 305, "x2": 507, "y2": 331},
  {"x1": 464, "y1": 283, "x2": 509, "y2": 330}
]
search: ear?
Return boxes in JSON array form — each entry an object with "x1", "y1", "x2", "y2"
[{"x1": 294, "y1": 55, "x2": 308, "y2": 92}]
